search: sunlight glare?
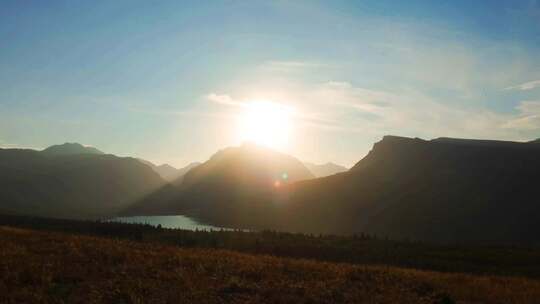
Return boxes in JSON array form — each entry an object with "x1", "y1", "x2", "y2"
[{"x1": 237, "y1": 100, "x2": 294, "y2": 150}]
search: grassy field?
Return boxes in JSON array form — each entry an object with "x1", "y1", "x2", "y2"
[
  {"x1": 3, "y1": 214, "x2": 540, "y2": 280},
  {"x1": 1, "y1": 226, "x2": 540, "y2": 304}
]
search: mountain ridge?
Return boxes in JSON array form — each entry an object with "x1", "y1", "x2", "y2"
[
  {"x1": 41, "y1": 143, "x2": 104, "y2": 156},
  {"x1": 304, "y1": 162, "x2": 348, "y2": 177},
  {"x1": 283, "y1": 135, "x2": 540, "y2": 243},
  {"x1": 5, "y1": 136, "x2": 540, "y2": 244},
  {"x1": 0, "y1": 146, "x2": 164, "y2": 219},
  {"x1": 138, "y1": 159, "x2": 202, "y2": 183},
  {"x1": 126, "y1": 143, "x2": 314, "y2": 226}
]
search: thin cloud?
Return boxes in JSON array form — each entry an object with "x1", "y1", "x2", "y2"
[
  {"x1": 295, "y1": 112, "x2": 351, "y2": 132},
  {"x1": 130, "y1": 106, "x2": 235, "y2": 119},
  {"x1": 297, "y1": 80, "x2": 534, "y2": 140},
  {"x1": 0, "y1": 141, "x2": 42, "y2": 150},
  {"x1": 206, "y1": 93, "x2": 246, "y2": 107},
  {"x1": 504, "y1": 80, "x2": 540, "y2": 91},
  {"x1": 503, "y1": 101, "x2": 540, "y2": 130},
  {"x1": 503, "y1": 115, "x2": 540, "y2": 130},
  {"x1": 204, "y1": 81, "x2": 539, "y2": 142},
  {"x1": 260, "y1": 60, "x2": 334, "y2": 72}
]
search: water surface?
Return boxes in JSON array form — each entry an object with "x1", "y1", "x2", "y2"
[{"x1": 110, "y1": 215, "x2": 230, "y2": 231}]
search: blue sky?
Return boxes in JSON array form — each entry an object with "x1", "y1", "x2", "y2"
[{"x1": 1, "y1": 0, "x2": 540, "y2": 167}]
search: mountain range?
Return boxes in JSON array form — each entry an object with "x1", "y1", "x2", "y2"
[
  {"x1": 281, "y1": 136, "x2": 540, "y2": 243},
  {"x1": 0, "y1": 144, "x2": 164, "y2": 219},
  {"x1": 138, "y1": 159, "x2": 201, "y2": 183},
  {"x1": 1, "y1": 136, "x2": 540, "y2": 244},
  {"x1": 128, "y1": 135, "x2": 540, "y2": 244},
  {"x1": 126, "y1": 142, "x2": 315, "y2": 227}
]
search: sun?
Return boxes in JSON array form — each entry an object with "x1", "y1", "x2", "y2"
[{"x1": 237, "y1": 100, "x2": 294, "y2": 150}]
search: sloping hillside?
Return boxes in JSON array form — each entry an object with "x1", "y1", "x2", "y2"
[
  {"x1": 2, "y1": 226, "x2": 539, "y2": 304},
  {"x1": 127, "y1": 143, "x2": 313, "y2": 227},
  {"x1": 0, "y1": 147, "x2": 164, "y2": 219},
  {"x1": 127, "y1": 136, "x2": 540, "y2": 244},
  {"x1": 284, "y1": 136, "x2": 540, "y2": 243}
]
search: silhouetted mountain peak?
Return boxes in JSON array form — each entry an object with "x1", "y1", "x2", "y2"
[
  {"x1": 41, "y1": 143, "x2": 104, "y2": 156},
  {"x1": 182, "y1": 143, "x2": 314, "y2": 188},
  {"x1": 0, "y1": 147, "x2": 163, "y2": 219},
  {"x1": 350, "y1": 135, "x2": 426, "y2": 172},
  {"x1": 284, "y1": 135, "x2": 540, "y2": 242},
  {"x1": 137, "y1": 158, "x2": 201, "y2": 182},
  {"x1": 130, "y1": 144, "x2": 315, "y2": 227},
  {"x1": 352, "y1": 135, "x2": 540, "y2": 172}
]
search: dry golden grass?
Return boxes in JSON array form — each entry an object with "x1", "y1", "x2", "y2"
[{"x1": 1, "y1": 226, "x2": 539, "y2": 304}]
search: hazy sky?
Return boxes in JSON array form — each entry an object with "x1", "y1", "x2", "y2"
[{"x1": 1, "y1": 0, "x2": 540, "y2": 167}]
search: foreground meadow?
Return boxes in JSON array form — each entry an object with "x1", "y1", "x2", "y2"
[{"x1": 1, "y1": 226, "x2": 539, "y2": 303}]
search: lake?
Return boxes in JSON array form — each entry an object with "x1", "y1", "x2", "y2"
[{"x1": 110, "y1": 215, "x2": 231, "y2": 231}]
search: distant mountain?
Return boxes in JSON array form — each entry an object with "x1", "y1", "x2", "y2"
[
  {"x1": 282, "y1": 135, "x2": 540, "y2": 244},
  {"x1": 129, "y1": 135, "x2": 540, "y2": 244},
  {"x1": 172, "y1": 162, "x2": 202, "y2": 184},
  {"x1": 126, "y1": 143, "x2": 314, "y2": 227},
  {"x1": 0, "y1": 147, "x2": 164, "y2": 219},
  {"x1": 304, "y1": 162, "x2": 347, "y2": 177},
  {"x1": 14, "y1": 136, "x2": 540, "y2": 244},
  {"x1": 41, "y1": 143, "x2": 104, "y2": 156},
  {"x1": 138, "y1": 159, "x2": 201, "y2": 183},
  {"x1": 154, "y1": 164, "x2": 180, "y2": 181},
  {"x1": 181, "y1": 143, "x2": 314, "y2": 187}
]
